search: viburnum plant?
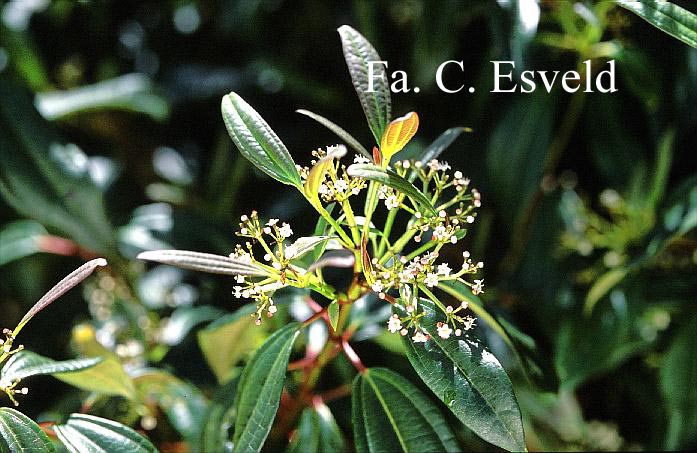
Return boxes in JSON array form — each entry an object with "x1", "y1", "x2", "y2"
[{"x1": 137, "y1": 26, "x2": 526, "y2": 452}]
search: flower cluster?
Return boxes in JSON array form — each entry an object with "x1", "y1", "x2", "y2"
[
  {"x1": 232, "y1": 211, "x2": 300, "y2": 324},
  {"x1": 296, "y1": 147, "x2": 367, "y2": 203},
  {"x1": 0, "y1": 328, "x2": 27, "y2": 406}
]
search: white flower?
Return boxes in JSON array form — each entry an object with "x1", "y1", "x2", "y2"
[
  {"x1": 318, "y1": 184, "x2": 330, "y2": 195},
  {"x1": 437, "y1": 263, "x2": 451, "y2": 276},
  {"x1": 268, "y1": 304, "x2": 277, "y2": 314},
  {"x1": 385, "y1": 194, "x2": 399, "y2": 210},
  {"x1": 235, "y1": 275, "x2": 245, "y2": 283},
  {"x1": 371, "y1": 281, "x2": 384, "y2": 293},
  {"x1": 232, "y1": 286, "x2": 243, "y2": 298},
  {"x1": 463, "y1": 316, "x2": 476, "y2": 330},
  {"x1": 279, "y1": 223, "x2": 293, "y2": 238},
  {"x1": 454, "y1": 171, "x2": 462, "y2": 179},
  {"x1": 387, "y1": 314, "x2": 402, "y2": 333},
  {"x1": 437, "y1": 323, "x2": 452, "y2": 339},
  {"x1": 377, "y1": 186, "x2": 389, "y2": 199},
  {"x1": 472, "y1": 279, "x2": 484, "y2": 295},
  {"x1": 412, "y1": 330, "x2": 429, "y2": 343},
  {"x1": 334, "y1": 179, "x2": 349, "y2": 193},
  {"x1": 267, "y1": 219, "x2": 279, "y2": 226},
  {"x1": 354, "y1": 154, "x2": 370, "y2": 164},
  {"x1": 425, "y1": 273, "x2": 439, "y2": 287}
]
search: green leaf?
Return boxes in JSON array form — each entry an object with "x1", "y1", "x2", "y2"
[
  {"x1": 134, "y1": 370, "x2": 209, "y2": 447},
  {"x1": 0, "y1": 407, "x2": 55, "y2": 453},
  {"x1": 221, "y1": 92, "x2": 301, "y2": 188},
  {"x1": 200, "y1": 378, "x2": 239, "y2": 453},
  {"x1": 233, "y1": 322, "x2": 302, "y2": 453},
  {"x1": 1, "y1": 351, "x2": 136, "y2": 400},
  {"x1": 328, "y1": 300, "x2": 340, "y2": 331},
  {"x1": 0, "y1": 78, "x2": 119, "y2": 258},
  {"x1": 296, "y1": 109, "x2": 371, "y2": 158},
  {"x1": 617, "y1": 0, "x2": 697, "y2": 48},
  {"x1": 338, "y1": 25, "x2": 392, "y2": 143},
  {"x1": 137, "y1": 249, "x2": 269, "y2": 277},
  {"x1": 660, "y1": 317, "x2": 697, "y2": 449},
  {"x1": 197, "y1": 307, "x2": 266, "y2": 383},
  {"x1": 1, "y1": 350, "x2": 100, "y2": 381},
  {"x1": 288, "y1": 403, "x2": 346, "y2": 453},
  {"x1": 35, "y1": 73, "x2": 169, "y2": 122},
  {"x1": 346, "y1": 164, "x2": 437, "y2": 215},
  {"x1": 393, "y1": 299, "x2": 526, "y2": 452},
  {"x1": 352, "y1": 367, "x2": 460, "y2": 452},
  {"x1": 53, "y1": 413, "x2": 156, "y2": 453},
  {"x1": 0, "y1": 220, "x2": 47, "y2": 266},
  {"x1": 418, "y1": 127, "x2": 468, "y2": 165}
]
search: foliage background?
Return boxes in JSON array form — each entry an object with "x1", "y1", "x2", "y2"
[{"x1": 1, "y1": 0, "x2": 696, "y2": 451}]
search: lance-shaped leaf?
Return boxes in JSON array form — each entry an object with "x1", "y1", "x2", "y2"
[
  {"x1": 14, "y1": 258, "x2": 107, "y2": 335},
  {"x1": 352, "y1": 368, "x2": 460, "y2": 452},
  {"x1": 338, "y1": 25, "x2": 392, "y2": 142},
  {"x1": 53, "y1": 414, "x2": 156, "y2": 453},
  {"x1": 393, "y1": 298, "x2": 525, "y2": 452},
  {"x1": 617, "y1": 0, "x2": 697, "y2": 49},
  {"x1": 137, "y1": 250, "x2": 268, "y2": 277},
  {"x1": 288, "y1": 403, "x2": 346, "y2": 453},
  {"x1": 347, "y1": 164, "x2": 437, "y2": 215},
  {"x1": 1, "y1": 351, "x2": 135, "y2": 399},
  {"x1": 297, "y1": 109, "x2": 371, "y2": 158},
  {"x1": 304, "y1": 145, "x2": 346, "y2": 208},
  {"x1": 233, "y1": 322, "x2": 302, "y2": 452},
  {"x1": 380, "y1": 112, "x2": 419, "y2": 165},
  {"x1": 221, "y1": 92, "x2": 302, "y2": 188},
  {"x1": 419, "y1": 127, "x2": 468, "y2": 165},
  {"x1": 0, "y1": 407, "x2": 55, "y2": 453}
]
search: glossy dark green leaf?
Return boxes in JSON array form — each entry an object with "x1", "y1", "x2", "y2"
[
  {"x1": 221, "y1": 92, "x2": 301, "y2": 188},
  {"x1": 617, "y1": 0, "x2": 697, "y2": 48},
  {"x1": 418, "y1": 127, "x2": 468, "y2": 165},
  {"x1": 288, "y1": 403, "x2": 346, "y2": 453},
  {"x1": 200, "y1": 378, "x2": 239, "y2": 453},
  {"x1": 0, "y1": 407, "x2": 54, "y2": 453},
  {"x1": 197, "y1": 307, "x2": 266, "y2": 383},
  {"x1": 394, "y1": 299, "x2": 525, "y2": 452},
  {"x1": 347, "y1": 164, "x2": 436, "y2": 215},
  {"x1": 137, "y1": 249, "x2": 268, "y2": 277},
  {"x1": 134, "y1": 370, "x2": 209, "y2": 447},
  {"x1": 233, "y1": 322, "x2": 302, "y2": 452},
  {"x1": 296, "y1": 109, "x2": 371, "y2": 158},
  {"x1": 352, "y1": 367, "x2": 459, "y2": 452},
  {"x1": 338, "y1": 25, "x2": 391, "y2": 143},
  {"x1": 0, "y1": 78, "x2": 118, "y2": 258},
  {"x1": 660, "y1": 317, "x2": 697, "y2": 449},
  {"x1": 53, "y1": 413, "x2": 156, "y2": 453}
]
